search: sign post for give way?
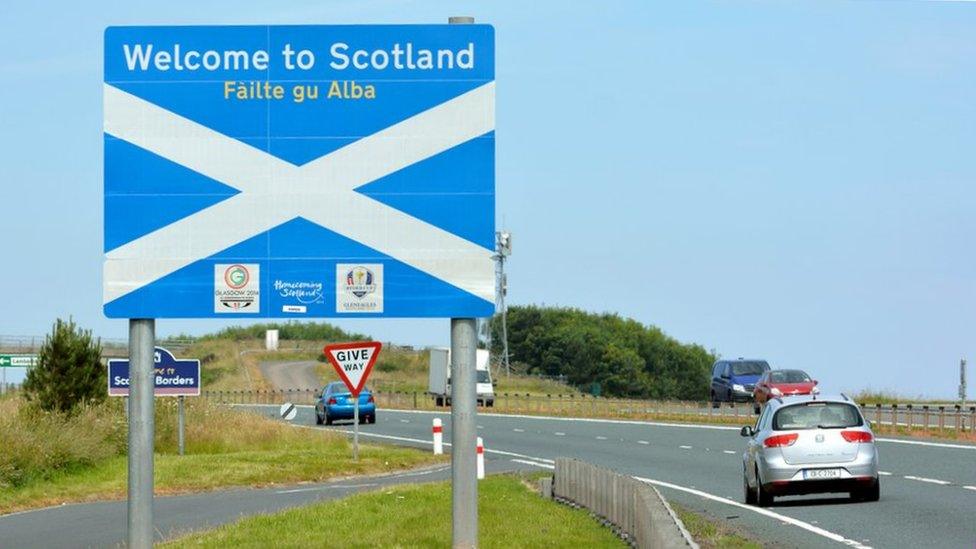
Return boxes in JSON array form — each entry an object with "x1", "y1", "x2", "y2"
[{"x1": 323, "y1": 341, "x2": 382, "y2": 461}]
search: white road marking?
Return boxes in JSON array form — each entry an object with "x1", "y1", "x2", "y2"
[
  {"x1": 239, "y1": 405, "x2": 976, "y2": 452},
  {"x1": 276, "y1": 482, "x2": 377, "y2": 494},
  {"x1": 680, "y1": 445, "x2": 693, "y2": 449},
  {"x1": 723, "y1": 450, "x2": 737, "y2": 455},
  {"x1": 323, "y1": 429, "x2": 556, "y2": 464},
  {"x1": 637, "y1": 440, "x2": 650, "y2": 445},
  {"x1": 513, "y1": 428, "x2": 525, "y2": 433},
  {"x1": 963, "y1": 486, "x2": 976, "y2": 491},
  {"x1": 903, "y1": 475, "x2": 951, "y2": 486},
  {"x1": 596, "y1": 436, "x2": 608, "y2": 440},
  {"x1": 511, "y1": 458, "x2": 555, "y2": 470},
  {"x1": 878, "y1": 471, "x2": 892, "y2": 476},
  {"x1": 875, "y1": 437, "x2": 976, "y2": 451},
  {"x1": 400, "y1": 419, "x2": 410, "y2": 423},
  {"x1": 554, "y1": 432, "x2": 566, "y2": 436},
  {"x1": 633, "y1": 476, "x2": 873, "y2": 549}
]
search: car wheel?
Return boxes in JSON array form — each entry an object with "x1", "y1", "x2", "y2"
[
  {"x1": 435, "y1": 396, "x2": 444, "y2": 407},
  {"x1": 368, "y1": 415, "x2": 376, "y2": 424},
  {"x1": 315, "y1": 412, "x2": 323, "y2": 425},
  {"x1": 325, "y1": 414, "x2": 332, "y2": 426},
  {"x1": 755, "y1": 467, "x2": 774, "y2": 507},
  {"x1": 711, "y1": 392, "x2": 719, "y2": 409},
  {"x1": 744, "y1": 468, "x2": 756, "y2": 505},
  {"x1": 854, "y1": 479, "x2": 880, "y2": 502},
  {"x1": 728, "y1": 391, "x2": 734, "y2": 408}
]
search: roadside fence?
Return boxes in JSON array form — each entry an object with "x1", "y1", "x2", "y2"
[
  {"x1": 546, "y1": 458, "x2": 696, "y2": 548},
  {"x1": 202, "y1": 389, "x2": 976, "y2": 436}
]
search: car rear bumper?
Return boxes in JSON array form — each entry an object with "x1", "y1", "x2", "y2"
[
  {"x1": 758, "y1": 447, "x2": 878, "y2": 494},
  {"x1": 764, "y1": 476, "x2": 877, "y2": 495},
  {"x1": 326, "y1": 404, "x2": 376, "y2": 419}
]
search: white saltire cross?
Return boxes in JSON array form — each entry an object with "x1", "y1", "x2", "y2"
[{"x1": 103, "y1": 82, "x2": 496, "y2": 306}]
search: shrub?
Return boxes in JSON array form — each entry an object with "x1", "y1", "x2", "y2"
[{"x1": 22, "y1": 318, "x2": 105, "y2": 413}]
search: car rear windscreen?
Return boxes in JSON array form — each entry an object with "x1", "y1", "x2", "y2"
[
  {"x1": 731, "y1": 362, "x2": 767, "y2": 375},
  {"x1": 773, "y1": 402, "x2": 863, "y2": 430}
]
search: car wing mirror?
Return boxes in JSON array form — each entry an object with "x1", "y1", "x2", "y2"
[{"x1": 740, "y1": 426, "x2": 753, "y2": 437}]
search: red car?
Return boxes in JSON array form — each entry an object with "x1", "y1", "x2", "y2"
[{"x1": 752, "y1": 369, "x2": 818, "y2": 414}]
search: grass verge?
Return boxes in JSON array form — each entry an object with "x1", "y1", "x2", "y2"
[
  {"x1": 0, "y1": 398, "x2": 444, "y2": 515},
  {"x1": 670, "y1": 503, "x2": 763, "y2": 548},
  {"x1": 164, "y1": 474, "x2": 624, "y2": 548}
]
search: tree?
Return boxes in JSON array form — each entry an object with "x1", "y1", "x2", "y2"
[{"x1": 22, "y1": 318, "x2": 105, "y2": 413}]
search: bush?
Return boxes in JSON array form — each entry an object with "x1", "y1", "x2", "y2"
[
  {"x1": 198, "y1": 322, "x2": 368, "y2": 342},
  {"x1": 22, "y1": 318, "x2": 105, "y2": 413},
  {"x1": 491, "y1": 305, "x2": 717, "y2": 400}
]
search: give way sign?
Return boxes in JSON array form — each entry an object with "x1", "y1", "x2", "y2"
[{"x1": 324, "y1": 341, "x2": 382, "y2": 397}]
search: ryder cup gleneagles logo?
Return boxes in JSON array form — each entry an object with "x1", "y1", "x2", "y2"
[
  {"x1": 336, "y1": 263, "x2": 383, "y2": 313},
  {"x1": 345, "y1": 266, "x2": 376, "y2": 298},
  {"x1": 214, "y1": 264, "x2": 260, "y2": 313}
]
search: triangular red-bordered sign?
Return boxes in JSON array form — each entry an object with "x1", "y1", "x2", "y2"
[{"x1": 323, "y1": 341, "x2": 383, "y2": 397}]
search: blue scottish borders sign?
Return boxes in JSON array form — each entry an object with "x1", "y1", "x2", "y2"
[
  {"x1": 103, "y1": 25, "x2": 495, "y2": 319},
  {"x1": 108, "y1": 347, "x2": 201, "y2": 396}
]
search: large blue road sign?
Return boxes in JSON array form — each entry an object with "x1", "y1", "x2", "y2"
[
  {"x1": 103, "y1": 25, "x2": 495, "y2": 318},
  {"x1": 108, "y1": 347, "x2": 201, "y2": 396}
]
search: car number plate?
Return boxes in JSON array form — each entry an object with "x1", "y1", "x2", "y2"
[{"x1": 804, "y1": 468, "x2": 842, "y2": 480}]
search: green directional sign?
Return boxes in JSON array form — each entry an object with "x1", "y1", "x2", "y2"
[{"x1": 0, "y1": 355, "x2": 38, "y2": 367}]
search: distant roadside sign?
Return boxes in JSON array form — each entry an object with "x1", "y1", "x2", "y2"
[
  {"x1": 0, "y1": 355, "x2": 38, "y2": 367},
  {"x1": 108, "y1": 346, "x2": 201, "y2": 396},
  {"x1": 280, "y1": 402, "x2": 298, "y2": 421},
  {"x1": 324, "y1": 341, "x2": 382, "y2": 397}
]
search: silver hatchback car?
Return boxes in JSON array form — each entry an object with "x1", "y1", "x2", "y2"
[{"x1": 741, "y1": 394, "x2": 879, "y2": 506}]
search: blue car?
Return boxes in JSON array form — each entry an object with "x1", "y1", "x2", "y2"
[
  {"x1": 315, "y1": 382, "x2": 376, "y2": 425},
  {"x1": 710, "y1": 359, "x2": 771, "y2": 407}
]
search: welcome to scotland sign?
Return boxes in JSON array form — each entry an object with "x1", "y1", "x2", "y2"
[{"x1": 103, "y1": 25, "x2": 495, "y2": 319}]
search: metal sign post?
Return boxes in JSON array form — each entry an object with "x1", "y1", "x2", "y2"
[
  {"x1": 324, "y1": 341, "x2": 383, "y2": 463},
  {"x1": 127, "y1": 319, "x2": 155, "y2": 549},
  {"x1": 177, "y1": 395, "x2": 186, "y2": 456}
]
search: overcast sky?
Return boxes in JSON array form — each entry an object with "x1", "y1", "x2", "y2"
[{"x1": 1, "y1": 1, "x2": 974, "y2": 397}]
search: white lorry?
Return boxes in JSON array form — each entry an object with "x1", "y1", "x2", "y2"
[{"x1": 428, "y1": 347, "x2": 495, "y2": 407}]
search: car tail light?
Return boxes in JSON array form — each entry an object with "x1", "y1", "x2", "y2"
[
  {"x1": 764, "y1": 433, "x2": 798, "y2": 448},
  {"x1": 841, "y1": 430, "x2": 873, "y2": 443},
  {"x1": 367, "y1": 395, "x2": 375, "y2": 403},
  {"x1": 327, "y1": 397, "x2": 337, "y2": 405}
]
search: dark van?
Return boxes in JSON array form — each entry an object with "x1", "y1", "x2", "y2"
[{"x1": 710, "y1": 359, "x2": 771, "y2": 407}]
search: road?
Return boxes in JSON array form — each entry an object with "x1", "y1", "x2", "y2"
[
  {"x1": 284, "y1": 405, "x2": 975, "y2": 549},
  {"x1": 258, "y1": 360, "x2": 320, "y2": 390}
]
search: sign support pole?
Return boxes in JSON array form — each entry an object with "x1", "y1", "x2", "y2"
[
  {"x1": 449, "y1": 16, "x2": 479, "y2": 548},
  {"x1": 353, "y1": 398, "x2": 360, "y2": 461},
  {"x1": 177, "y1": 395, "x2": 186, "y2": 456},
  {"x1": 451, "y1": 316, "x2": 479, "y2": 549},
  {"x1": 127, "y1": 318, "x2": 155, "y2": 549}
]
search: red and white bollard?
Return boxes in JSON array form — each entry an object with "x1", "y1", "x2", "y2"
[
  {"x1": 476, "y1": 437, "x2": 485, "y2": 480},
  {"x1": 432, "y1": 418, "x2": 443, "y2": 455}
]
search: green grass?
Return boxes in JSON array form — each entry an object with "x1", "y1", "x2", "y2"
[
  {"x1": 0, "y1": 397, "x2": 444, "y2": 514},
  {"x1": 165, "y1": 474, "x2": 624, "y2": 548},
  {"x1": 671, "y1": 503, "x2": 762, "y2": 549}
]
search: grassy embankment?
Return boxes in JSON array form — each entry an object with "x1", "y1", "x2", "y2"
[
  {"x1": 671, "y1": 503, "x2": 762, "y2": 549},
  {"x1": 0, "y1": 396, "x2": 444, "y2": 515},
  {"x1": 164, "y1": 474, "x2": 625, "y2": 548}
]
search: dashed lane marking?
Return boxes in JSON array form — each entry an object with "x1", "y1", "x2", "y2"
[
  {"x1": 680, "y1": 445, "x2": 693, "y2": 449},
  {"x1": 637, "y1": 440, "x2": 650, "y2": 445},
  {"x1": 596, "y1": 436, "x2": 608, "y2": 440},
  {"x1": 878, "y1": 471, "x2": 892, "y2": 476},
  {"x1": 723, "y1": 450, "x2": 736, "y2": 455},
  {"x1": 554, "y1": 432, "x2": 565, "y2": 436},
  {"x1": 513, "y1": 428, "x2": 525, "y2": 433},
  {"x1": 903, "y1": 475, "x2": 951, "y2": 485},
  {"x1": 511, "y1": 458, "x2": 555, "y2": 470}
]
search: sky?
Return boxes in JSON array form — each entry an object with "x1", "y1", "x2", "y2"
[{"x1": 1, "y1": 1, "x2": 974, "y2": 397}]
